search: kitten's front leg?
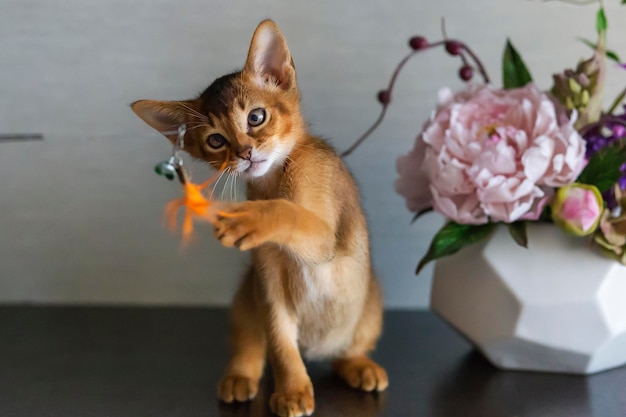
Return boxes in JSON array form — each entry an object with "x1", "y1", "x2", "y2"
[
  {"x1": 264, "y1": 303, "x2": 315, "y2": 417},
  {"x1": 214, "y1": 199, "x2": 335, "y2": 263}
]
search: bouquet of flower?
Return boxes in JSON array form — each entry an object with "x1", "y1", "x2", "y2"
[{"x1": 343, "y1": 0, "x2": 626, "y2": 273}]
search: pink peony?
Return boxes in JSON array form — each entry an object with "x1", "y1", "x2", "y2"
[
  {"x1": 395, "y1": 84, "x2": 586, "y2": 224},
  {"x1": 551, "y1": 183, "x2": 602, "y2": 236}
]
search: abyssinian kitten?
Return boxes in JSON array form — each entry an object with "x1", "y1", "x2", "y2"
[{"x1": 131, "y1": 20, "x2": 387, "y2": 417}]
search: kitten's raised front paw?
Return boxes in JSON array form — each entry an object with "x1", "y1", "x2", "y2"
[
  {"x1": 333, "y1": 356, "x2": 389, "y2": 392},
  {"x1": 218, "y1": 375, "x2": 259, "y2": 403},
  {"x1": 214, "y1": 202, "x2": 269, "y2": 251},
  {"x1": 269, "y1": 383, "x2": 315, "y2": 417}
]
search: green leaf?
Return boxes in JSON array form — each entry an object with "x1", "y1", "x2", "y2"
[
  {"x1": 502, "y1": 39, "x2": 533, "y2": 89},
  {"x1": 508, "y1": 222, "x2": 528, "y2": 248},
  {"x1": 578, "y1": 37, "x2": 621, "y2": 63},
  {"x1": 411, "y1": 207, "x2": 433, "y2": 224},
  {"x1": 539, "y1": 205, "x2": 553, "y2": 223},
  {"x1": 596, "y1": 7, "x2": 608, "y2": 34},
  {"x1": 607, "y1": 50, "x2": 621, "y2": 62},
  {"x1": 577, "y1": 140, "x2": 626, "y2": 192},
  {"x1": 416, "y1": 222, "x2": 495, "y2": 274}
]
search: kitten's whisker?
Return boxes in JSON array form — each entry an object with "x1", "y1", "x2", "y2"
[
  {"x1": 234, "y1": 172, "x2": 242, "y2": 201},
  {"x1": 221, "y1": 170, "x2": 233, "y2": 202},
  {"x1": 177, "y1": 107, "x2": 207, "y2": 123},
  {"x1": 229, "y1": 170, "x2": 235, "y2": 198},
  {"x1": 234, "y1": 172, "x2": 241, "y2": 202},
  {"x1": 184, "y1": 121, "x2": 210, "y2": 128},
  {"x1": 185, "y1": 123, "x2": 211, "y2": 133},
  {"x1": 182, "y1": 113, "x2": 207, "y2": 122},
  {"x1": 178, "y1": 121, "x2": 210, "y2": 136},
  {"x1": 176, "y1": 103, "x2": 205, "y2": 118},
  {"x1": 230, "y1": 173, "x2": 236, "y2": 202},
  {"x1": 175, "y1": 102, "x2": 209, "y2": 122},
  {"x1": 219, "y1": 171, "x2": 229, "y2": 202},
  {"x1": 228, "y1": 171, "x2": 234, "y2": 201},
  {"x1": 210, "y1": 166, "x2": 229, "y2": 200}
]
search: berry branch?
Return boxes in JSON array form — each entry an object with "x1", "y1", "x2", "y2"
[{"x1": 341, "y1": 37, "x2": 491, "y2": 157}]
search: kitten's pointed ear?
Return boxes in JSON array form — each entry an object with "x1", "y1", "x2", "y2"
[
  {"x1": 244, "y1": 20, "x2": 296, "y2": 91},
  {"x1": 131, "y1": 100, "x2": 196, "y2": 143}
]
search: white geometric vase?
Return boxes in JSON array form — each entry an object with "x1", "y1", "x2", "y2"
[{"x1": 431, "y1": 223, "x2": 626, "y2": 375}]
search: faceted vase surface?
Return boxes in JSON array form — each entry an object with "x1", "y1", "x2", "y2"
[{"x1": 431, "y1": 223, "x2": 626, "y2": 374}]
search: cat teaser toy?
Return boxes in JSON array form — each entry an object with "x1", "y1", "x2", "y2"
[{"x1": 154, "y1": 124, "x2": 228, "y2": 244}]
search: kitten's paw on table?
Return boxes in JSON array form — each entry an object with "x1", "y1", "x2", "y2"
[
  {"x1": 218, "y1": 375, "x2": 259, "y2": 403},
  {"x1": 269, "y1": 383, "x2": 315, "y2": 417},
  {"x1": 333, "y1": 356, "x2": 389, "y2": 392}
]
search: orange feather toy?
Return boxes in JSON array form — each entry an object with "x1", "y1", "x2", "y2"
[
  {"x1": 156, "y1": 125, "x2": 245, "y2": 245},
  {"x1": 163, "y1": 154, "x2": 229, "y2": 245}
]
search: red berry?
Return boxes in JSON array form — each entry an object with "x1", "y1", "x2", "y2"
[
  {"x1": 408, "y1": 36, "x2": 428, "y2": 50},
  {"x1": 459, "y1": 65, "x2": 473, "y2": 81},
  {"x1": 445, "y1": 40, "x2": 462, "y2": 56},
  {"x1": 377, "y1": 90, "x2": 391, "y2": 105}
]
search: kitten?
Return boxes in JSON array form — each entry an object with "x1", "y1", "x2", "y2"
[{"x1": 131, "y1": 20, "x2": 387, "y2": 417}]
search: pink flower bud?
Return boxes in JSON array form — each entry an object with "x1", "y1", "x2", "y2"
[{"x1": 551, "y1": 183, "x2": 603, "y2": 236}]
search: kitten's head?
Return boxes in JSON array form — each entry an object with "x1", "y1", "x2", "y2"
[{"x1": 131, "y1": 20, "x2": 303, "y2": 179}]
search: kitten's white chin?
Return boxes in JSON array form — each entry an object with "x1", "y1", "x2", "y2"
[{"x1": 244, "y1": 159, "x2": 271, "y2": 177}]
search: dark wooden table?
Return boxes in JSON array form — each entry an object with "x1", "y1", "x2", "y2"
[{"x1": 1, "y1": 306, "x2": 624, "y2": 417}]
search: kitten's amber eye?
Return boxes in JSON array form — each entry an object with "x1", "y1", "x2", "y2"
[
  {"x1": 247, "y1": 108, "x2": 266, "y2": 127},
  {"x1": 207, "y1": 134, "x2": 227, "y2": 149}
]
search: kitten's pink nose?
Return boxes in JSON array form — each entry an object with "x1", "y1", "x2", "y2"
[{"x1": 237, "y1": 145, "x2": 252, "y2": 160}]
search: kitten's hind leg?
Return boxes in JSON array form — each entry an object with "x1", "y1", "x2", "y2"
[
  {"x1": 332, "y1": 279, "x2": 388, "y2": 392},
  {"x1": 218, "y1": 269, "x2": 266, "y2": 403}
]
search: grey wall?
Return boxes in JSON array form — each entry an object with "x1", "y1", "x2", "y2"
[{"x1": 1, "y1": 0, "x2": 625, "y2": 308}]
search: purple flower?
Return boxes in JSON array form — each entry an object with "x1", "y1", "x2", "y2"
[{"x1": 583, "y1": 106, "x2": 626, "y2": 208}]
